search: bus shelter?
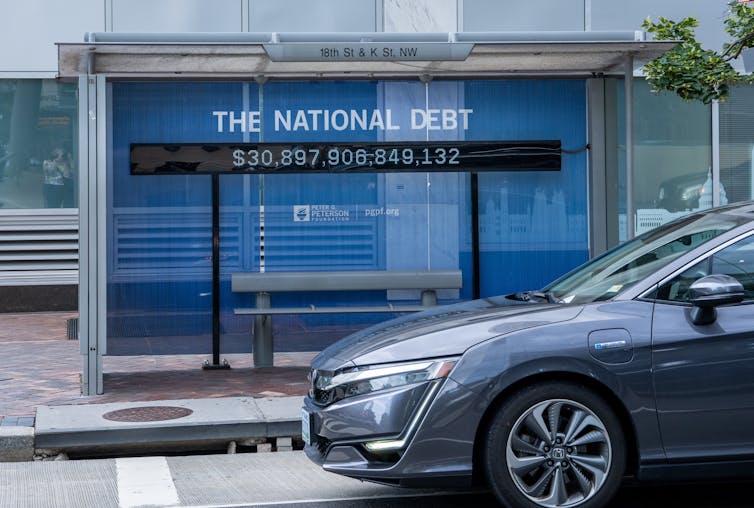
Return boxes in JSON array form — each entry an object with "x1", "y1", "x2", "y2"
[{"x1": 57, "y1": 32, "x2": 674, "y2": 395}]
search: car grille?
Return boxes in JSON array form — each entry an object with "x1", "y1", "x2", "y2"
[{"x1": 312, "y1": 434, "x2": 331, "y2": 456}]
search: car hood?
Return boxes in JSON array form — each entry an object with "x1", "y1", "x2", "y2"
[{"x1": 311, "y1": 296, "x2": 583, "y2": 370}]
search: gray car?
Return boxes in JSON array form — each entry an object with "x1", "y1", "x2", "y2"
[{"x1": 302, "y1": 202, "x2": 754, "y2": 508}]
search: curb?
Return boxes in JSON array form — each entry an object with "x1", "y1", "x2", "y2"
[
  {"x1": 29, "y1": 396, "x2": 304, "y2": 459},
  {"x1": 1, "y1": 397, "x2": 305, "y2": 461},
  {"x1": 0, "y1": 426, "x2": 35, "y2": 462}
]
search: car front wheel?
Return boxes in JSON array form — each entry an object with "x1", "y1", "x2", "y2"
[{"x1": 484, "y1": 382, "x2": 626, "y2": 508}]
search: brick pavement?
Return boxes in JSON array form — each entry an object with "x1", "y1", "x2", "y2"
[{"x1": 0, "y1": 312, "x2": 315, "y2": 424}]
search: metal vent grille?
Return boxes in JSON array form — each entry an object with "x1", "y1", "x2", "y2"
[
  {"x1": 0, "y1": 210, "x2": 78, "y2": 286},
  {"x1": 262, "y1": 207, "x2": 377, "y2": 270},
  {"x1": 110, "y1": 207, "x2": 252, "y2": 281}
]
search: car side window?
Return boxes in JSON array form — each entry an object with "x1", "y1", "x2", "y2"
[
  {"x1": 710, "y1": 235, "x2": 754, "y2": 300},
  {"x1": 655, "y1": 259, "x2": 710, "y2": 302},
  {"x1": 655, "y1": 234, "x2": 754, "y2": 303}
]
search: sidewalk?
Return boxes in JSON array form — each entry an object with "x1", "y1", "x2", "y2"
[{"x1": 0, "y1": 311, "x2": 315, "y2": 459}]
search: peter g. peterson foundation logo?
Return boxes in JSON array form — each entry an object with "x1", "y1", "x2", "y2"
[
  {"x1": 294, "y1": 205, "x2": 311, "y2": 222},
  {"x1": 294, "y1": 204, "x2": 350, "y2": 222}
]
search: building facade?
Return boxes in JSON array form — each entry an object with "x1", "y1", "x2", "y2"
[{"x1": 2, "y1": 0, "x2": 752, "y2": 393}]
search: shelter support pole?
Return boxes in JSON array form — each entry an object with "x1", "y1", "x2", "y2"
[
  {"x1": 79, "y1": 67, "x2": 106, "y2": 395},
  {"x1": 203, "y1": 174, "x2": 230, "y2": 370},
  {"x1": 625, "y1": 55, "x2": 635, "y2": 239},
  {"x1": 712, "y1": 100, "x2": 721, "y2": 207},
  {"x1": 587, "y1": 78, "x2": 608, "y2": 257}
]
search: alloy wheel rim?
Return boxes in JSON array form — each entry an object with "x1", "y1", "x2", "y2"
[{"x1": 505, "y1": 398, "x2": 612, "y2": 508}]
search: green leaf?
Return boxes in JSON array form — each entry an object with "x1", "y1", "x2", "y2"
[{"x1": 643, "y1": 7, "x2": 751, "y2": 103}]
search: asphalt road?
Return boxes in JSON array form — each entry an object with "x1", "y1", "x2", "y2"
[
  {"x1": 0, "y1": 451, "x2": 751, "y2": 508},
  {"x1": 242, "y1": 481, "x2": 754, "y2": 508}
]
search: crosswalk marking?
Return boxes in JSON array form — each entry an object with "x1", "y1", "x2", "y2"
[{"x1": 116, "y1": 456, "x2": 180, "y2": 508}]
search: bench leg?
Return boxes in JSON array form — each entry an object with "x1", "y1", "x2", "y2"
[
  {"x1": 253, "y1": 292, "x2": 274, "y2": 367},
  {"x1": 421, "y1": 289, "x2": 437, "y2": 306}
]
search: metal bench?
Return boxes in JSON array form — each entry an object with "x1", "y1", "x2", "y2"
[{"x1": 232, "y1": 269, "x2": 463, "y2": 367}]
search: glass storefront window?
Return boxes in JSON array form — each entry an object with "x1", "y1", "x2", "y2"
[
  {"x1": 720, "y1": 84, "x2": 754, "y2": 205},
  {"x1": 0, "y1": 80, "x2": 78, "y2": 209},
  {"x1": 617, "y1": 79, "x2": 712, "y2": 240}
]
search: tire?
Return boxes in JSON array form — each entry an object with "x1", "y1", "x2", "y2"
[{"x1": 483, "y1": 382, "x2": 626, "y2": 508}]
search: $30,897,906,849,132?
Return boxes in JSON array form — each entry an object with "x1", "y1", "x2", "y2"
[{"x1": 231, "y1": 145, "x2": 462, "y2": 171}]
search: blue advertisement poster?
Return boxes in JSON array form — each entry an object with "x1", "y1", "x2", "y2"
[{"x1": 108, "y1": 79, "x2": 587, "y2": 354}]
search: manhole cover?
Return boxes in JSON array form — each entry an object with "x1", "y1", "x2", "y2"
[{"x1": 102, "y1": 406, "x2": 193, "y2": 422}]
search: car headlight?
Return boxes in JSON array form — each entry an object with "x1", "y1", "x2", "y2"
[
  {"x1": 681, "y1": 184, "x2": 703, "y2": 201},
  {"x1": 311, "y1": 358, "x2": 458, "y2": 406}
]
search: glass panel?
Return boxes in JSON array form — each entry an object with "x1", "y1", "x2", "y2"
[
  {"x1": 655, "y1": 259, "x2": 708, "y2": 303},
  {"x1": 108, "y1": 79, "x2": 589, "y2": 355},
  {"x1": 0, "y1": 79, "x2": 77, "y2": 209},
  {"x1": 253, "y1": 81, "x2": 447, "y2": 350},
  {"x1": 108, "y1": 82, "x2": 250, "y2": 355},
  {"x1": 113, "y1": 0, "x2": 244, "y2": 32},
  {"x1": 470, "y1": 80, "x2": 589, "y2": 296},
  {"x1": 720, "y1": 84, "x2": 754, "y2": 205},
  {"x1": 618, "y1": 79, "x2": 712, "y2": 239},
  {"x1": 249, "y1": 0, "x2": 377, "y2": 32},
  {"x1": 427, "y1": 81, "x2": 473, "y2": 300},
  {"x1": 711, "y1": 234, "x2": 754, "y2": 299},
  {"x1": 656, "y1": 233, "x2": 754, "y2": 302},
  {"x1": 219, "y1": 173, "x2": 262, "y2": 353},
  {"x1": 551, "y1": 211, "x2": 740, "y2": 304},
  {"x1": 463, "y1": 0, "x2": 584, "y2": 31}
]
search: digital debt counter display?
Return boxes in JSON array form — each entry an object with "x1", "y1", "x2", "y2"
[{"x1": 130, "y1": 141, "x2": 561, "y2": 175}]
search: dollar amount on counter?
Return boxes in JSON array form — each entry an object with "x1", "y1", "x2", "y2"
[
  {"x1": 130, "y1": 141, "x2": 561, "y2": 175},
  {"x1": 231, "y1": 146, "x2": 462, "y2": 170}
]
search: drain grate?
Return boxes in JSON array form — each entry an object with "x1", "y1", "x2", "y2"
[
  {"x1": 102, "y1": 406, "x2": 193, "y2": 422},
  {"x1": 66, "y1": 318, "x2": 78, "y2": 340}
]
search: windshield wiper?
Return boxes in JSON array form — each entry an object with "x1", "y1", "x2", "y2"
[{"x1": 510, "y1": 290, "x2": 562, "y2": 303}]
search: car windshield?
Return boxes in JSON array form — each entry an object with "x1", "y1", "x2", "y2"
[{"x1": 541, "y1": 210, "x2": 749, "y2": 304}]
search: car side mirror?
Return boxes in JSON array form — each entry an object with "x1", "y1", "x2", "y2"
[{"x1": 688, "y1": 274, "x2": 745, "y2": 325}]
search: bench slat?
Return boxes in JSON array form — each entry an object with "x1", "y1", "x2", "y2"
[
  {"x1": 231, "y1": 270, "x2": 462, "y2": 293},
  {"x1": 234, "y1": 305, "x2": 428, "y2": 315}
]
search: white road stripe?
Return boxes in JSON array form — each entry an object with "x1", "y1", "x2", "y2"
[{"x1": 116, "y1": 456, "x2": 181, "y2": 508}]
